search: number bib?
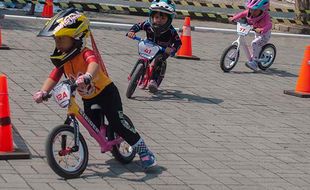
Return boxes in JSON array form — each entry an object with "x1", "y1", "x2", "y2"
[
  {"x1": 237, "y1": 23, "x2": 252, "y2": 36},
  {"x1": 138, "y1": 40, "x2": 160, "y2": 60},
  {"x1": 52, "y1": 82, "x2": 71, "y2": 108}
]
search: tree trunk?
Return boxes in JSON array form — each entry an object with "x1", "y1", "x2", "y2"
[{"x1": 295, "y1": 0, "x2": 310, "y2": 23}]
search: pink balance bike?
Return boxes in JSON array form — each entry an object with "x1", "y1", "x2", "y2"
[{"x1": 44, "y1": 80, "x2": 136, "y2": 179}]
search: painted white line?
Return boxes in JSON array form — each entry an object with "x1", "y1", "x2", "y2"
[
  {"x1": 90, "y1": 21, "x2": 133, "y2": 27},
  {"x1": 196, "y1": 26, "x2": 310, "y2": 38},
  {"x1": 195, "y1": 26, "x2": 310, "y2": 38},
  {"x1": 4, "y1": 14, "x2": 50, "y2": 21},
  {"x1": 4, "y1": 14, "x2": 310, "y2": 38},
  {"x1": 271, "y1": 32, "x2": 310, "y2": 38},
  {"x1": 4, "y1": 14, "x2": 133, "y2": 27},
  {"x1": 195, "y1": 26, "x2": 235, "y2": 33},
  {"x1": 101, "y1": 3, "x2": 130, "y2": 8}
]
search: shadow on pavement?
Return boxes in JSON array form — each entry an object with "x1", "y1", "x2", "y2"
[
  {"x1": 261, "y1": 68, "x2": 298, "y2": 77},
  {"x1": 132, "y1": 89, "x2": 223, "y2": 104},
  {"x1": 231, "y1": 68, "x2": 298, "y2": 77},
  {"x1": 80, "y1": 160, "x2": 167, "y2": 182}
]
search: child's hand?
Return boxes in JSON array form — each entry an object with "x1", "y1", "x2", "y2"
[
  {"x1": 76, "y1": 73, "x2": 93, "y2": 88},
  {"x1": 228, "y1": 17, "x2": 234, "y2": 23},
  {"x1": 254, "y1": 28, "x2": 263, "y2": 33},
  {"x1": 127, "y1": 31, "x2": 136, "y2": 39},
  {"x1": 33, "y1": 90, "x2": 48, "y2": 103}
]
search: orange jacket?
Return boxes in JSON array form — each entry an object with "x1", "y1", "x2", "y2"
[{"x1": 49, "y1": 48, "x2": 112, "y2": 99}]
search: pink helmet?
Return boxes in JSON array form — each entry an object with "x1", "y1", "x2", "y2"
[
  {"x1": 246, "y1": 0, "x2": 270, "y2": 24},
  {"x1": 246, "y1": 0, "x2": 269, "y2": 11}
]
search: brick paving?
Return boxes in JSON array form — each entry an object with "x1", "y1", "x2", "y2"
[{"x1": 0, "y1": 14, "x2": 310, "y2": 190}]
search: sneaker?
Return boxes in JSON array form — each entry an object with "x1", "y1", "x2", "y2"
[
  {"x1": 245, "y1": 60, "x2": 258, "y2": 72},
  {"x1": 148, "y1": 80, "x2": 158, "y2": 93},
  {"x1": 139, "y1": 151, "x2": 157, "y2": 169}
]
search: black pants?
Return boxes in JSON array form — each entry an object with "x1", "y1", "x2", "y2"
[
  {"x1": 83, "y1": 83, "x2": 140, "y2": 145},
  {"x1": 150, "y1": 54, "x2": 168, "y2": 81}
]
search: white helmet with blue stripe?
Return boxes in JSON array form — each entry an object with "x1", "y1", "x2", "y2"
[{"x1": 149, "y1": 0, "x2": 176, "y2": 36}]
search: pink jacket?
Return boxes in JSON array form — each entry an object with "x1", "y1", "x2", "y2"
[{"x1": 231, "y1": 10, "x2": 272, "y2": 34}]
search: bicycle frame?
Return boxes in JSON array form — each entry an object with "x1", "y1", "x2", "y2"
[
  {"x1": 138, "y1": 57, "x2": 154, "y2": 88},
  {"x1": 63, "y1": 90, "x2": 123, "y2": 153},
  {"x1": 233, "y1": 35, "x2": 252, "y2": 62},
  {"x1": 232, "y1": 22, "x2": 254, "y2": 62}
]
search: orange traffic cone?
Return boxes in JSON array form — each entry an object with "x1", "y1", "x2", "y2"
[
  {"x1": 0, "y1": 74, "x2": 13, "y2": 153},
  {"x1": 175, "y1": 17, "x2": 200, "y2": 60},
  {"x1": 42, "y1": 0, "x2": 53, "y2": 18},
  {"x1": 0, "y1": 27, "x2": 10, "y2": 50},
  {"x1": 284, "y1": 45, "x2": 310, "y2": 98},
  {"x1": 0, "y1": 74, "x2": 31, "y2": 160}
]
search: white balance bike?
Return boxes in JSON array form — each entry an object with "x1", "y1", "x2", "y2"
[{"x1": 220, "y1": 19, "x2": 276, "y2": 72}]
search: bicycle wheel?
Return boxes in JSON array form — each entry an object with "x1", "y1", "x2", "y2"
[
  {"x1": 257, "y1": 44, "x2": 277, "y2": 70},
  {"x1": 107, "y1": 114, "x2": 136, "y2": 164},
  {"x1": 157, "y1": 61, "x2": 167, "y2": 87},
  {"x1": 126, "y1": 63, "x2": 144, "y2": 98},
  {"x1": 45, "y1": 125, "x2": 88, "y2": 179},
  {"x1": 220, "y1": 45, "x2": 240, "y2": 72}
]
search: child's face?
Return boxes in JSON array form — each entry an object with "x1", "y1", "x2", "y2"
[
  {"x1": 250, "y1": 9, "x2": 262, "y2": 17},
  {"x1": 152, "y1": 12, "x2": 169, "y2": 26},
  {"x1": 54, "y1": 36, "x2": 75, "y2": 53}
]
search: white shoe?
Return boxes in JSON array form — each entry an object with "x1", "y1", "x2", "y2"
[{"x1": 245, "y1": 61, "x2": 258, "y2": 72}]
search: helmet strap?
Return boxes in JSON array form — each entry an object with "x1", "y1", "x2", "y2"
[{"x1": 90, "y1": 32, "x2": 109, "y2": 77}]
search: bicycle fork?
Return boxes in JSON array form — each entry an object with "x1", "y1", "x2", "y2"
[{"x1": 61, "y1": 116, "x2": 80, "y2": 155}]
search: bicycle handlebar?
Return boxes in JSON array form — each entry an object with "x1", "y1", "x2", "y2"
[
  {"x1": 127, "y1": 34, "x2": 169, "y2": 55},
  {"x1": 132, "y1": 36, "x2": 142, "y2": 41},
  {"x1": 42, "y1": 80, "x2": 78, "y2": 101}
]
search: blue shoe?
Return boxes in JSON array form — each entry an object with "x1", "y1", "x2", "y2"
[{"x1": 139, "y1": 151, "x2": 157, "y2": 169}]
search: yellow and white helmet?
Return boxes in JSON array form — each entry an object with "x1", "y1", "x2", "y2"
[{"x1": 38, "y1": 8, "x2": 90, "y2": 68}]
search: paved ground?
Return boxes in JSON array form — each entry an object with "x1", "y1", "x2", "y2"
[{"x1": 0, "y1": 13, "x2": 310, "y2": 190}]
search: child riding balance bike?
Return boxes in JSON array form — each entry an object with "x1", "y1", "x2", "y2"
[
  {"x1": 127, "y1": 0, "x2": 182, "y2": 95},
  {"x1": 33, "y1": 8, "x2": 157, "y2": 177},
  {"x1": 220, "y1": 0, "x2": 276, "y2": 72}
]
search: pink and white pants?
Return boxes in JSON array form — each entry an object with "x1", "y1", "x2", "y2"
[{"x1": 251, "y1": 31, "x2": 271, "y2": 61}]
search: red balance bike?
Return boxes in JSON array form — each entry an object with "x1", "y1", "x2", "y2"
[{"x1": 126, "y1": 36, "x2": 167, "y2": 98}]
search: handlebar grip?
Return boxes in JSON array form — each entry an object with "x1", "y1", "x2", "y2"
[
  {"x1": 125, "y1": 33, "x2": 141, "y2": 41},
  {"x1": 71, "y1": 83, "x2": 78, "y2": 92},
  {"x1": 42, "y1": 94, "x2": 52, "y2": 101},
  {"x1": 133, "y1": 36, "x2": 141, "y2": 41}
]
